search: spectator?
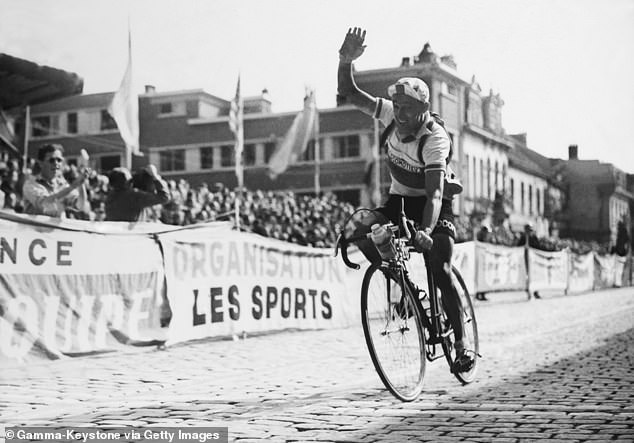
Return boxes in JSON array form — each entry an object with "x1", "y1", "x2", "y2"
[
  {"x1": 105, "y1": 164, "x2": 169, "y2": 222},
  {"x1": 22, "y1": 143, "x2": 90, "y2": 218},
  {"x1": 517, "y1": 224, "x2": 540, "y2": 248}
]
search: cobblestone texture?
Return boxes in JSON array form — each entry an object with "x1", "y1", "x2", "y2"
[{"x1": 1, "y1": 288, "x2": 633, "y2": 442}]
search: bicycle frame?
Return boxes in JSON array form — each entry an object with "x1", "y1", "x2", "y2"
[{"x1": 335, "y1": 221, "x2": 449, "y2": 363}]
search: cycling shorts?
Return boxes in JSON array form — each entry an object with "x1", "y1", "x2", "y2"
[{"x1": 376, "y1": 194, "x2": 456, "y2": 240}]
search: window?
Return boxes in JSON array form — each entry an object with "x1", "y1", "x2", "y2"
[
  {"x1": 529, "y1": 184, "x2": 533, "y2": 215},
  {"x1": 479, "y1": 159, "x2": 484, "y2": 198},
  {"x1": 32, "y1": 115, "x2": 59, "y2": 137},
  {"x1": 244, "y1": 143, "x2": 257, "y2": 166},
  {"x1": 32, "y1": 116, "x2": 51, "y2": 136},
  {"x1": 200, "y1": 146, "x2": 214, "y2": 169},
  {"x1": 486, "y1": 159, "x2": 491, "y2": 199},
  {"x1": 220, "y1": 144, "x2": 235, "y2": 167},
  {"x1": 160, "y1": 149, "x2": 185, "y2": 172},
  {"x1": 521, "y1": 182, "x2": 525, "y2": 214},
  {"x1": 100, "y1": 110, "x2": 117, "y2": 131},
  {"x1": 301, "y1": 139, "x2": 324, "y2": 162},
  {"x1": 472, "y1": 156, "x2": 476, "y2": 198},
  {"x1": 264, "y1": 142, "x2": 276, "y2": 163},
  {"x1": 159, "y1": 103, "x2": 173, "y2": 114},
  {"x1": 494, "y1": 161, "x2": 499, "y2": 193},
  {"x1": 441, "y1": 82, "x2": 457, "y2": 96},
  {"x1": 67, "y1": 112, "x2": 78, "y2": 134},
  {"x1": 465, "y1": 154, "x2": 470, "y2": 195},
  {"x1": 333, "y1": 135, "x2": 360, "y2": 159},
  {"x1": 536, "y1": 188, "x2": 541, "y2": 215},
  {"x1": 510, "y1": 179, "x2": 515, "y2": 209}
]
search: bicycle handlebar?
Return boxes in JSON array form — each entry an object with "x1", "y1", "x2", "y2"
[{"x1": 334, "y1": 216, "x2": 418, "y2": 270}]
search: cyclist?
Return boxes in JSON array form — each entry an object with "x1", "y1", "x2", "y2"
[{"x1": 337, "y1": 27, "x2": 474, "y2": 372}]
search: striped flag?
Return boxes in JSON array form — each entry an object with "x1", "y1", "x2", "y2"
[
  {"x1": 228, "y1": 75, "x2": 244, "y2": 188},
  {"x1": 268, "y1": 89, "x2": 317, "y2": 180},
  {"x1": 108, "y1": 26, "x2": 140, "y2": 160}
]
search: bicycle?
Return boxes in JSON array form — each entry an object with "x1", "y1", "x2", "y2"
[{"x1": 335, "y1": 206, "x2": 480, "y2": 401}]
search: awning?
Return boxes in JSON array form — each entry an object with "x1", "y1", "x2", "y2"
[{"x1": 0, "y1": 53, "x2": 84, "y2": 110}]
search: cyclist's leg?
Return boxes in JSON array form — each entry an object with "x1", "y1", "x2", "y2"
[
  {"x1": 428, "y1": 200, "x2": 474, "y2": 371},
  {"x1": 429, "y1": 232, "x2": 464, "y2": 344}
]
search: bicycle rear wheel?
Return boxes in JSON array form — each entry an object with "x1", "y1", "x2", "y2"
[
  {"x1": 361, "y1": 263, "x2": 426, "y2": 401},
  {"x1": 440, "y1": 266, "x2": 479, "y2": 384}
]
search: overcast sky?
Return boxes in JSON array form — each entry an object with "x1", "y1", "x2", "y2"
[{"x1": 2, "y1": 0, "x2": 633, "y2": 172}]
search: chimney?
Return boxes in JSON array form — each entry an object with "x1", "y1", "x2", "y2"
[
  {"x1": 401, "y1": 57, "x2": 411, "y2": 67},
  {"x1": 568, "y1": 144, "x2": 578, "y2": 160},
  {"x1": 144, "y1": 85, "x2": 156, "y2": 94}
]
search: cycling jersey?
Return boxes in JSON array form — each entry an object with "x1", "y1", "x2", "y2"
[{"x1": 373, "y1": 98, "x2": 451, "y2": 197}]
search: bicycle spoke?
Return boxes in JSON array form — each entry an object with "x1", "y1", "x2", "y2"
[{"x1": 362, "y1": 265, "x2": 426, "y2": 401}]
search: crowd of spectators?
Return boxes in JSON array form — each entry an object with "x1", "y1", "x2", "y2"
[
  {"x1": 0, "y1": 155, "x2": 357, "y2": 248},
  {"x1": 458, "y1": 219, "x2": 617, "y2": 256},
  {"x1": 0, "y1": 152, "x2": 626, "y2": 254}
]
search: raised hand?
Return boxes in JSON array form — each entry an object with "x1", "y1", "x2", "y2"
[{"x1": 339, "y1": 27, "x2": 366, "y2": 63}]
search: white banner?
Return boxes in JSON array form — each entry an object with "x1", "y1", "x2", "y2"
[
  {"x1": 0, "y1": 218, "x2": 166, "y2": 363},
  {"x1": 160, "y1": 228, "x2": 356, "y2": 344},
  {"x1": 528, "y1": 248, "x2": 570, "y2": 293},
  {"x1": 568, "y1": 252, "x2": 595, "y2": 293},
  {"x1": 594, "y1": 254, "x2": 616, "y2": 289},
  {"x1": 475, "y1": 243, "x2": 527, "y2": 292},
  {"x1": 454, "y1": 241, "x2": 476, "y2": 295},
  {"x1": 615, "y1": 256, "x2": 627, "y2": 287}
]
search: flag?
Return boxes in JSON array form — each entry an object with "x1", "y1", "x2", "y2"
[
  {"x1": 108, "y1": 26, "x2": 140, "y2": 157},
  {"x1": 228, "y1": 75, "x2": 244, "y2": 188},
  {"x1": 268, "y1": 89, "x2": 317, "y2": 180},
  {"x1": 0, "y1": 108, "x2": 19, "y2": 155}
]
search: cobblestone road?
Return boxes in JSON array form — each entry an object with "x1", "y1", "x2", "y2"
[{"x1": 1, "y1": 288, "x2": 633, "y2": 442}]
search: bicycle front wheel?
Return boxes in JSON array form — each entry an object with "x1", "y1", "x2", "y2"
[
  {"x1": 440, "y1": 266, "x2": 479, "y2": 384},
  {"x1": 361, "y1": 263, "x2": 426, "y2": 401}
]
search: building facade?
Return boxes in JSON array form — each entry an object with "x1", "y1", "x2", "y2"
[
  {"x1": 558, "y1": 146, "x2": 632, "y2": 244},
  {"x1": 21, "y1": 44, "x2": 631, "y2": 245},
  {"x1": 26, "y1": 92, "x2": 126, "y2": 171}
]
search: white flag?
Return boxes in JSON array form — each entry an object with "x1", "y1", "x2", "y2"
[
  {"x1": 267, "y1": 90, "x2": 316, "y2": 180},
  {"x1": 108, "y1": 28, "x2": 139, "y2": 156},
  {"x1": 228, "y1": 76, "x2": 244, "y2": 188}
]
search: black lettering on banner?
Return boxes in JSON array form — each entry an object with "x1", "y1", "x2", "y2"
[
  {"x1": 0, "y1": 237, "x2": 17, "y2": 264},
  {"x1": 251, "y1": 285, "x2": 263, "y2": 319},
  {"x1": 321, "y1": 291, "x2": 332, "y2": 319},
  {"x1": 192, "y1": 289, "x2": 206, "y2": 326},
  {"x1": 280, "y1": 287, "x2": 292, "y2": 318},
  {"x1": 228, "y1": 285, "x2": 240, "y2": 320},
  {"x1": 56, "y1": 241, "x2": 73, "y2": 266},
  {"x1": 308, "y1": 289, "x2": 318, "y2": 319},
  {"x1": 29, "y1": 238, "x2": 46, "y2": 266},
  {"x1": 295, "y1": 288, "x2": 306, "y2": 319},
  {"x1": 210, "y1": 287, "x2": 223, "y2": 323},
  {"x1": 266, "y1": 286, "x2": 278, "y2": 318}
]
